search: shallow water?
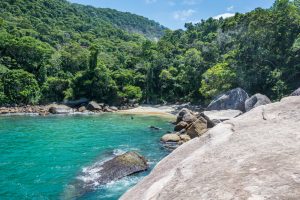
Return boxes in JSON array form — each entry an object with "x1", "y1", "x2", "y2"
[{"x1": 0, "y1": 113, "x2": 172, "y2": 200}]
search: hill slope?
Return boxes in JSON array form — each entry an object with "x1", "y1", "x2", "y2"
[{"x1": 0, "y1": 0, "x2": 166, "y2": 40}]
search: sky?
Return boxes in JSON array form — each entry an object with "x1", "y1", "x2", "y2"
[{"x1": 68, "y1": 0, "x2": 275, "y2": 30}]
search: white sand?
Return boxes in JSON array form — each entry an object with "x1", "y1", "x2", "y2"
[{"x1": 118, "y1": 105, "x2": 178, "y2": 118}]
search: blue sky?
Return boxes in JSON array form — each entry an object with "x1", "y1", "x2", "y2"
[{"x1": 68, "y1": 0, "x2": 275, "y2": 29}]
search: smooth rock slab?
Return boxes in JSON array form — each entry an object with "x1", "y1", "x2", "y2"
[
  {"x1": 121, "y1": 96, "x2": 300, "y2": 200},
  {"x1": 203, "y1": 109, "x2": 242, "y2": 124}
]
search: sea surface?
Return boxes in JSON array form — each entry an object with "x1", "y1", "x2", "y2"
[{"x1": 0, "y1": 113, "x2": 173, "y2": 200}]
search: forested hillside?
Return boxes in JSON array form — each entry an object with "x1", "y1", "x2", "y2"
[{"x1": 0, "y1": 0, "x2": 299, "y2": 105}]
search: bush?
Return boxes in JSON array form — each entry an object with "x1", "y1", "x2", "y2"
[
  {"x1": 119, "y1": 85, "x2": 142, "y2": 101},
  {"x1": 41, "y1": 77, "x2": 70, "y2": 103},
  {"x1": 2, "y1": 69, "x2": 40, "y2": 104},
  {"x1": 199, "y1": 62, "x2": 236, "y2": 99}
]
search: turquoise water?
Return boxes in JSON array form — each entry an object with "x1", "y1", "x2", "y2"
[{"x1": 0, "y1": 114, "x2": 172, "y2": 200}]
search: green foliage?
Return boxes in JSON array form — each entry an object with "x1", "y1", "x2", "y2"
[
  {"x1": 72, "y1": 64, "x2": 118, "y2": 103},
  {"x1": 0, "y1": 0, "x2": 299, "y2": 105},
  {"x1": 2, "y1": 69, "x2": 40, "y2": 104},
  {"x1": 41, "y1": 77, "x2": 70, "y2": 103},
  {"x1": 119, "y1": 85, "x2": 142, "y2": 101},
  {"x1": 200, "y1": 62, "x2": 237, "y2": 98}
]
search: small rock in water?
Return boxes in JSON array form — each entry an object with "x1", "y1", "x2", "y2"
[
  {"x1": 149, "y1": 126, "x2": 161, "y2": 130},
  {"x1": 63, "y1": 151, "x2": 148, "y2": 199}
]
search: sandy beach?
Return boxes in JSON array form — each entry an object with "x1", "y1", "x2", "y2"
[{"x1": 118, "y1": 105, "x2": 179, "y2": 118}]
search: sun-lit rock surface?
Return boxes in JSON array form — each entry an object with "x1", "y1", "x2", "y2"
[{"x1": 121, "y1": 96, "x2": 300, "y2": 200}]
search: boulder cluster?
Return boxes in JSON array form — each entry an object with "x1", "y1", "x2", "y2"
[
  {"x1": 49, "y1": 99, "x2": 139, "y2": 115},
  {"x1": 161, "y1": 87, "x2": 292, "y2": 149},
  {"x1": 0, "y1": 98, "x2": 139, "y2": 115}
]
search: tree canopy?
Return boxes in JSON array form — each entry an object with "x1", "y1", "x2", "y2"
[{"x1": 0, "y1": 0, "x2": 299, "y2": 105}]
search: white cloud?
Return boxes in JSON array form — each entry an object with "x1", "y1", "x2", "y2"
[
  {"x1": 145, "y1": 0, "x2": 157, "y2": 4},
  {"x1": 173, "y1": 9, "x2": 196, "y2": 21},
  {"x1": 213, "y1": 13, "x2": 235, "y2": 19},
  {"x1": 227, "y1": 6, "x2": 234, "y2": 11}
]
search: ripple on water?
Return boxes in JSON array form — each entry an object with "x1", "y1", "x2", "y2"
[{"x1": 0, "y1": 114, "x2": 171, "y2": 200}]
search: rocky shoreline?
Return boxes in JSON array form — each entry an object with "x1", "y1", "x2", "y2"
[
  {"x1": 121, "y1": 88, "x2": 300, "y2": 200},
  {"x1": 160, "y1": 87, "x2": 300, "y2": 150},
  {"x1": 0, "y1": 100, "x2": 139, "y2": 116}
]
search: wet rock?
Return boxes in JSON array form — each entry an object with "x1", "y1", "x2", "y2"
[
  {"x1": 207, "y1": 88, "x2": 249, "y2": 112},
  {"x1": 186, "y1": 117, "x2": 208, "y2": 139},
  {"x1": 245, "y1": 93, "x2": 271, "y2": 112},
  {"x1": 49, "y1": 104, "x2": 72, "y2": 114},
  {"x1": 161, "y1": 134, "x2": 181, "y2": 143},
  {"x1": 65, "y1": 152, "x2": 148, "y2": 199},
  {"x1": 87, "y1": 101, "x2": 102, "y2": 111},
  {"x1": 149, "y1": 126, "x2": 161, "y2": 130}
]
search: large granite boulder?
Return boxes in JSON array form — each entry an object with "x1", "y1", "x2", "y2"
[
  {"x1": 64, "y1": 152, "x2": 148, "y2": 199},
  {"x1": 86, "y1": 101, "x2": 102, "y2": 111},
  {"x1": 245, "y1": 93, "x2": 271, "y2": 112},
  {"x1": 291, "y1": 88, "x2": 300, "y2": 96},
  {"x1": 202, "y1": 109, "x2": 242, "y2": 124},
  {"x1": 121, "y1": 96, "x2": 300, "y2": 200},
  {"x1": 207, "y1": 88, "x2": 249, "y2": 112},
  {"x1": 186, "y1": 117, "x2": 208, "y2": 139},
  {"x1": 49, "y1": 104, "x2": 72, "y2": 114}
]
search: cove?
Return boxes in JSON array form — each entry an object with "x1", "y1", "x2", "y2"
[{"x1": 0, "y1": 113, "x2": 172, "y2": 200}]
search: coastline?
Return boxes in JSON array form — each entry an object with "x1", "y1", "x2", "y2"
[
  {"x1": 0, "y1": 104, "x2": 182, "y2": 119},
  {"x1": 118, "y1": 105, "x2": 178, "y2": 118}
]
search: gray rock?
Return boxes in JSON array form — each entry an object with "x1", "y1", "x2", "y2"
[
  {"x1": 245, "y1": 93, "x2": 271, "y2": 112},
  {"x1": 48, "y1": 104, "x2": 72, "y2": 114},
  {"x1": 87, "y1": 101, "x2": 102, "y2": 111},
  {"x1": 176, "y1": 108, "x2": 197, "y2": 124},
  {"x1": 103, "y1": 106, "x2": 113, "y2": 112},
  {"x1": 121, "y1": 96, "x2": 300, "y2": 200},
  {"x1": 291, "y1": 88, "x2": 300, "y2": 96},
  {"x1": 207, "y1": 88, "x2": 249, "y2": 112},
  {"x1": 174, "y1": 121, "x2": 188, "y2": 132},
  {"x1": 64, "y1": 98, "x2": 89, "y2": 107},
  {"x1": 110, "y1": 106, "x2": 118, "y2": 111},
  {"x1": 202, "y1": 109, "x2": 242, "y2": 124},
  {"x1": 161, "y1": 134, "x2": 181, "y2": 143},
  {"x1": 64, "y1": 152, "x2": 148, "y2": 199},
  {"x1": 186, "y1": 117, "x2": 208, "y2": 139},
  {"x1": 78, "y1": 106, "x2": 86, "y2": 112}
]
